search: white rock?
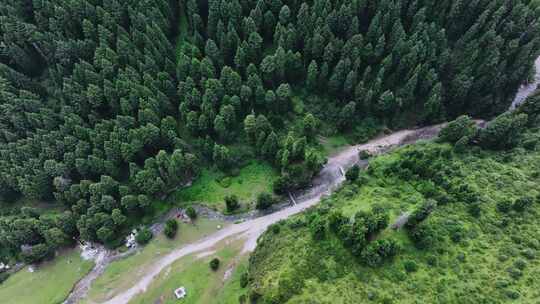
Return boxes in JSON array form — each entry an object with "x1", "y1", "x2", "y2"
[
  {"x1": 80, "y1": 242, "x2": 99, "y2": 260},
  {"x1": 174, "y1": 286, "x2": 187, "y2": 299}
]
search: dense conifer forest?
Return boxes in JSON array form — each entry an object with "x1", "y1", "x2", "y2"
[{"x1": 0, "y1": 0, "x2": 539, "y2": 266}]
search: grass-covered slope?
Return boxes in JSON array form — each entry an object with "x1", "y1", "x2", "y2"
[
  {"x1": 246, "y1": 128, "x2": 540, "y2": 303},
  {"x1": 0, "y1": 249, "x2": 94, "y2": 304}
]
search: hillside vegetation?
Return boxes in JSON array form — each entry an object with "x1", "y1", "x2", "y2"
[
  {"x1": 245, "y1": 95, "x2": 540, "y2": 303},
  {"x1": 0, "y1": 0, "x2": 539, "y2": 267}
]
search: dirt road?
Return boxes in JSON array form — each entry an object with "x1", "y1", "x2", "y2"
[{"x1": 99, "y1": 124, "x2": 445, "y2": 304}]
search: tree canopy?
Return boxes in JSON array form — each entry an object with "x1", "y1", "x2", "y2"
[{"x1": 0, "y1": 0, "x2": 539, "y2": 263}]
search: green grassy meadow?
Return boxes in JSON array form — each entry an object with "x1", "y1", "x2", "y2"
[
  {"x1": 128, "y1": 241, "x2": 248, "y2": 304},
  {"x1": 0, "y1": 249, "x2": 94, "y2": 304},
  {"x1": 172, "y1": 162, "x2": 278, "y2": 210}
]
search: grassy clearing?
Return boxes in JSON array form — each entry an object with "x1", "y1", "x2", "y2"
[
  {"x1": 128, "y1": 240, "x2": 247, "y2": 304},
  {"x1": 83, "y1": 218, "x2": 226, "y2": 303},
  {"x1": 172, "y1": 162, "x2": 278, "y2": 210},
  {"x1": 0, "y1": 248, "x2": 94, "y2": 304},
  {"x1": 247, "y1": 142, "x2": 540, "y2": 303}
]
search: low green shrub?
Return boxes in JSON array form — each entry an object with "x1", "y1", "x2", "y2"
[
  {"x1": 467, "y1": 202, "x2": 482, "y2": 217},
  {"x1": 0, "y1": 272, "x2": 10, "y2": 284},
  {"x1": 513, "y1": 196, "x2": 534, "y2": 212},
  {"x1": 514, "y1": 259, "x2": 527, "y2": 270},
  {"x1": 507, "y1": 267, "x2": 522, "y2": 280},
  {"x1": 404, "y1": 260, "x2": 418, "y2": 273},
  {"x1": 426, "y1": 255, "x2": 438, "y2": 266},
  {"x1": 359, "y1": 150, "x2": 372, "y2": 160},
  {"x1": 498, "y1": 254, "x2": 509, "y2": 262},
  {"x1": 409, "y1": 223, "x2": 436, "y2": 249},
  {"x1": 495, "y1": 279, "x2": 510, "y2": 289},
  {"x1": 309, "y1": 215, "x2": 326, "y2": 240},
  {"x1": 210, "y1": 257, "x2": 220, "y2": 271},
  {"x1": 225, "y1": 195, "x2": 240, "y2": 213},
  {"x1": 381, "y1": 297, "x2": 394, "y2": 304},
  {"x1": 505, "y1": 290, "x2": 521, "y2": 300},
  {"x1": 361, "y1": 238, "x2": 400, "y2": 267},
  {"x1": 164, "y1": 219, "x2": 178, "y2": 239},
  {"x1": 478, "y1": 113, "x2": 528, "y2": 150},
  {"x1": 345, "y1": 165, "x2": 360, "y2": 181},
  {"x1": 186, "y1": 206, "x2": 197, "y2": 219},
  {"x1": 256, "y1": 192, "x2": 276, "y2": 210},
  {"x1": 218, "y1": 176, "x2": 232, "y2": 188},
  {"x1": 135, "y1": 228, "x2": 153, "y2": 245},
  {"x1": 240, "y1": 272, "x2": 249, "y2": 288},
  {"x1": 497, "y1": 200, "x2": 513, "y2": 213},
  {"x1": 406, "y1": 199, "x2": 437, "y2": 229},
  {"x1": 238, "y1": 294, "x2": 247, "y2": 304},
  {"x1": 446, "y1": 222, "x2": 465, "y2": 243},
  {"x1": 269, "y1": 224, "x2": 281, "y2": 234},
  {"x1": 288, "y1": 218, "x2": 306, "y2": 229},
  {"x1": 439, "y1": 115, "x2": 477, "y2": 144},
  {"x1": 521, "y1": 248, "x2": 536, "y2": 260}
]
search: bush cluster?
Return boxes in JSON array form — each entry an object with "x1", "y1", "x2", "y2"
[
  {"x1": 256, "y1": 192, "x2": 276, "y2": 210},
  {"x1": 164, "y1": 219, "x2": 178, "y2": 239},
  {"x1": 225, "y1": 195, "x2": 240, "y2": 213},
  {"x1": 210, "y1": 258, "x2": 220, "y2": 271},
  {"x1": 135, "y1": 228, "x2": 153, "y2": 245}
]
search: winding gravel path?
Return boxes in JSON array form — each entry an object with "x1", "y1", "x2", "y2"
[{"x1": 96, "y1": 124, "x2": 446, "y2": 304}]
